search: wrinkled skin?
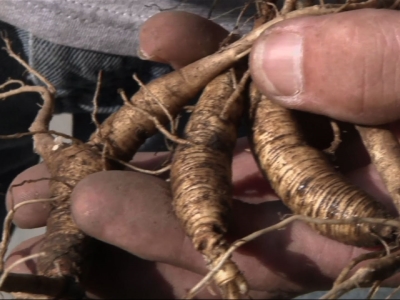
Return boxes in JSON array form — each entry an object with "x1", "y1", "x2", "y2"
[{"x1": 6, "y1": 9, "x2": 400, "y2": 299}]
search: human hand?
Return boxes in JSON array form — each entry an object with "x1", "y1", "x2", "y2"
[
  {"x1": 5, "y1": 9, "x2": 400, "y2": 299},
  {"x1": 5, "y1": 138, "x2": 400, "y2": 299},
  {"x1": 250, "y1": 8, "x2": 400, "y2": 125}
]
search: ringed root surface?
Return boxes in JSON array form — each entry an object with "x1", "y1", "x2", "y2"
[
  {"x1": 171, "y1": 70, "x2": 248, "y2": 299},
  {"x1": 247, "y1": 86, "x2": 395, "y2": 247}
]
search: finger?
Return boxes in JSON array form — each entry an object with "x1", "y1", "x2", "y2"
[
  {"x1": 70, "y1": 171, "x2": 202, "y2": 272},
  {"x1": 5, "y1": 152, "x2": 170, "y2": 229},
  {"x1": 139, "y1": 11, "x2": 230, "y2": 69},
  {"x1": 250, "y1": 9, "x2": 400, "y2": 125},
  {"x1": 6, "y1": 164, "x2": 51, "y2": 229},
  {"x1": 84, "y1": 242, "x2": 228, "y2": 299},
  {"x1": 5, "y1": 235, "x2": 44, "y2": 274},
  {"x1": 70, "y1": 170, "x2": 400, "y2": 297},
  {"x1": 4, "y1": 235, "x2": 237, "y2": 299},
  {"x1": 3, "y1": 235, "x2": 187, "y2": 299}
]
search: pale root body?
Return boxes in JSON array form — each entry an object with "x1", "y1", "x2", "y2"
[
  {"x1": 171, "y1": 70, "x2": 248, "y2": 298},
  {"x1": 248, "y1": 86, "x2": 394, "y2": 246}
]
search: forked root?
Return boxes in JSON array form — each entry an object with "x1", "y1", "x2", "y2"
[
  {"x1": 321, "y1": 251, "x2": 400, "y2": 299},
  {"x1": 367, "y1": 280, "x2": 382, "y2": 299},
  {"x1": 334, "y1": 250, "x2": 389, "y2": 287}
]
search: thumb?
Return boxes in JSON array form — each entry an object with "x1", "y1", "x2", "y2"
[{"x1": 250, "y1": 9, "x2": 400, "y2": 125}]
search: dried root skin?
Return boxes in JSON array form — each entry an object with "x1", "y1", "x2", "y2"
[
  {"x1": 321, "y1": 251, "x2": 400, "y2": 299},
  {"x1": 36, "y1": 144, "x2": 104, "y2": 291},
  {"x1": 0, "y1": 42, "x2": 102, "y2": 297},
  {"x1": 87, "y1": 2, "x2": 383, "y2": 163},
  {"x1": 248, "y1": 87, "x2": 394, "y2": 246},
  {"x1": 356, "y1": 125, "x2": 400, "y2": 212},
  {"x1": 171, "y1": 71, "x2": 247, "y2": 298},
  {"x1": 89, "y1": 50, "x2": 249, "y2": 162},
  {"x1": 38, "y1": 207, "x2": 87, "y2": 278}
]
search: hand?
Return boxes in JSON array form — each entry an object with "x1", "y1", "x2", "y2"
[
  {"x1": 250, "y1": 9, "x2": 400, "y2": 125},
  {"x1": 5, "y1": 9, "x2": 400, "y2": 299},
  {"x1": 7, "y1": 140, "x2": 400, "y2": 299}
]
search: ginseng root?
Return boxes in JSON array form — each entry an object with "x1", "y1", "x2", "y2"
[
  {"x1": 356, "y1": 125, "x2": 400, "y2": 211},
  {"x1": 170, "y1": 69, "x2": 249, "y2": 299},
  {"x1": 0, "y1": 31, "x2": 255, "y2": 297},
  {"x1": 0, "y1": 1, "x2": 397, "y2": 297},
  {"x1": 247, "y1": 86, "x2": 395, "y2": 246},
  {"x1": 320, "y1": 124, "x2": 400, "y2": 298},
  {"x1": 321, "y1": 251, "x2": 400, "y2": 299}
]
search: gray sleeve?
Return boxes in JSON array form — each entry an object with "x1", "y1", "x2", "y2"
[{"x1": 0, "y1": 0, "x2": 253, "y2": 57}]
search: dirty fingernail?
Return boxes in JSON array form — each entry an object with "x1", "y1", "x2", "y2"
[{"x1": 251, "y1": 32, "x2": 304, "y2": 97}]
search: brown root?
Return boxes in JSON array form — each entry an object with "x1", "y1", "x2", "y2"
[
  {"x1": 0, "y1": 253, "x2": 45, "y2": 289},
  {"x1": 2, "y1": 2, "x2": 399, "y2": 298},
  {"x1": 367, "y1": 281, "x2": 382, "y2": 299},
  {"x1": 90, "y1": 70, "x2": 103, "y2": 134},
  {"x1": 323, "y1": 120, "x2": 342, "y2": 155},
  {"x1": 113, "y1": 158, "x2": 171, "y2": 175},
  {"x1": 88, "y1": 1, "x2": 387, "y2": 162},
  {"x1": 321, "y1": 251, "x2": 400, "y2": 299},
  {"x1": 118, "y1": 89, "x2": 192, "y2": 147},
  {"x1": 172, "y1": 68, "x2": 249, "y2": 299},
  {"x1": 356, "y1": 125, "x2": 400, "y2": 212},
  {"x1": 334, "y1": 250, "x2": 388, "y2": 287},
  {"x1": 132, "y1": 74, "x2": 178, "y2": 137},
  {"x1": 0, "y1": 37, "x2": 102, "y2": 297},
  {"x1": 386, "y1": 283, "x2": 400, "y2": 299},
  {"x1": 247, "y1": 87, "x2": 395, "y2": 246}
]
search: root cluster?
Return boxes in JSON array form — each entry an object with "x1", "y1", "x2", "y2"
[{"x1": 1, "y1": 0, "x2": 400, "y2": 299}]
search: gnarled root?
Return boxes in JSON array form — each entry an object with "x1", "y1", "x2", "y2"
[{"x1": 321, "y1": 251, "x2": 400, "y2": 299}]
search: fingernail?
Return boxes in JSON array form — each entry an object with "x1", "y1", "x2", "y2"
[
  {"x1": 253, "y1": 32, "x2": 303, "y2": 97},
  {"x1": 137, "y1": 47, "x2": 151, "y2": 60}
]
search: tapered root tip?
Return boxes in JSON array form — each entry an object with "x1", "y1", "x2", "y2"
[{"x1": 213, "y1": 260, "x2": 248, "y2": 299}]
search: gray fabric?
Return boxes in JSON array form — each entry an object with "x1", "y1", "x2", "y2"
[
  {"x1": 16, "y1": 28, "x2": 172, "y2": 114},
  {"x1": 0, "y1": 0, "x2": 253, "y2": 57}
]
